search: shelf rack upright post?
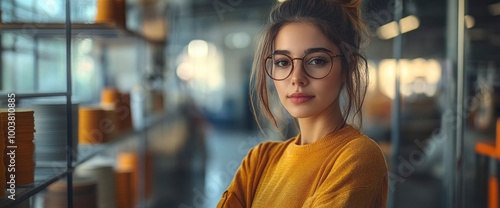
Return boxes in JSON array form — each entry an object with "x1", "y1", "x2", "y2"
[{"x1": 64, "y1": 0, "x2": 74, "y2": 207}]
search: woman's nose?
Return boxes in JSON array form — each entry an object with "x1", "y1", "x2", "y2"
[{"x1": 290, "y1": 59, "x2": 308, "y2": 86}]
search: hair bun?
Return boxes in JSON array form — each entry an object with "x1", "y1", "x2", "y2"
[{"x1": 333, "y1": 0, "x2": 362, "y2": 9}]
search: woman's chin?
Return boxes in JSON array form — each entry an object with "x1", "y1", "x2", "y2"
[{"x1": 287, "y1": 110, "x2": 315, "y2": 119}]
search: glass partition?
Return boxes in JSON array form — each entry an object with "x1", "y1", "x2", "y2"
[{"x1": 365, "y1": 0, "x2": 499, "y2": 207}]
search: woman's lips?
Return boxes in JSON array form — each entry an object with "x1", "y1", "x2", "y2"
[{"x1": 288, "y1": 93, "x2": 314, "y2": 104}]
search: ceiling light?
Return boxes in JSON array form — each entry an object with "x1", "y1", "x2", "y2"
[
  {"x1": 188, "y1": 40, "x2": 209, "y2": 58},
  {"x1": 399, "y1": 15, "x2": 420, "y2": 33},
  {"x1": 377, "y1": 21, "x2": 399, "y2": 40},
  {"x1": 376, "y1": 15, "x2": 420, "y2": 40},
  {"x1": 488, "y1": 2, "x2": 500, "y2": 16},
  {"x1": 464, "y1": 15, "x2": 475, "y2": 29}
]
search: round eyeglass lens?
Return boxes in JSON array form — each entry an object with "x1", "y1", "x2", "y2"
[
  {"x1": 303, "y1": 52, "x2": 333, "y2": 79},
  {"x1": 265, "y1": 51, "x2": 334, "y2": 80}
]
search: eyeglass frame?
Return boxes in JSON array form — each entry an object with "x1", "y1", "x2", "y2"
[{"x1": 264, "y1": 51, "x2": 344, "y2": 81}]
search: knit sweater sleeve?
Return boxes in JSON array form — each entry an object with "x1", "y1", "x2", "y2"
[
  {"x1": 217, "y1": 142, "x2": 273, "y2": 208},
  {"x1": 303, "y1": 137, "x2": 388, "y2": 208}
]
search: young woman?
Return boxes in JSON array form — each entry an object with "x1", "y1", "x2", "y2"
[{"x1": 217, "y1": 0, "x2": 388, "y2": 207}]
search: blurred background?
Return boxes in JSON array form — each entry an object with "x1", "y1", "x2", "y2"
[{"x1": 0, "y1": 0, "x2": 499, "y2": 207}]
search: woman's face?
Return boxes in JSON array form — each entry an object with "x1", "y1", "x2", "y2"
[{"x1": 272, "y1": 22, "x2": 344, "y2": 119}]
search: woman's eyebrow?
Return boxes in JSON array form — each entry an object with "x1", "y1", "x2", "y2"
[
  {"x1": 272, "y1": 48, "x2": 333, "y2": 55},
  {"x1": 304, "y1": 48, "x2": 333, "y2": 54},
  {"x1": 272, "y1": 50, "x2": 290, "y2": 55}
]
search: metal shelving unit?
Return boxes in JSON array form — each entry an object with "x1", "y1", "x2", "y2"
[
  {"x1": 0, "y1": 92, "x2": 68, "y2": 99},
  {"x1": 0, "y1": 168, "x2": 69, "y2": 207},
  {"x1": 0, "y1": 23, "x2": 165, "y2": 45},
  {"x1": 0, "y1": 113, "x2": 170, "y2": 207},
  {"x1": 0, "y1": 0, "x2": 167, "y2": 207}
]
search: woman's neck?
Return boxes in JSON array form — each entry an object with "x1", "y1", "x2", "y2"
[{"x1": 297, "y1": 105, "x2": 344, "y2": 145}]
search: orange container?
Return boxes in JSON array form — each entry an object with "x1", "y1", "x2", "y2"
[
  {"x1": 101, "y1": 88, "x2": 121, "y2": 107},
  {"x1": 95, "y1": 0, "x2": 115, "y2": 23},
  {"x1": 490, "y1": 176, "x2": 498, "y2": 208},
  {"x1": 1, "y1": 109, "x2": 35, "y2": 186},
  {"x1": 115, "y1": 170, "x2": 133, "y2": 208},
  {"x1": 45, "y1": 178, "x2": 98, "y2": 208},
  {"x1": 101, "y1": 89, "x2": 132, "y2": 135},
  {"x1": 95, "y1": 0, "x2": 126, "y2": 26},
  {"x1": 114, "y1": 0, "x2": 127, "y2": 27},
  {"x1": 103, "y1": 107, "x2": 119, "y2": 141},
  {"x1": 116, "y1": 93, "x2": 133, "y2": 132},
  {"x1": 117, "y1": 152, "x2": 153, "y2": 206},
  {"x1": 497, "y1": 118, "x2": 500, "y2": 150},
  {"x1": 0, "y1": 143, "x2": 4, "y2": 197},
  {"x1": 78, "y1": 107, "x2": 111, "y2": 144}
]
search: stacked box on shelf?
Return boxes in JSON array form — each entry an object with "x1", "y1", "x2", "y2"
[
  {"x1": 117, "y1": 151, "x2": 153, "y2": 207},
  {"x1": 80, "y1": 87, "x2": 135, "y2": 145},
  {"x1": 101, "y1": 88, "x2": 133, "y2": 134},
  {"x1": 0, "y1": 113, "x2": 4, "y2": 196},
  {"x1": 95, "y1": 0, "x2": 126, "y2": 27},
  {"x1": 0, "y1": 109, "x2": 35, "y2": 186},
  {"x1": 115, "y1": 169, "x2": 133, "y2": 208},
  {"x1": 118, "y1": 92, "x2": 133, "y2": 132},
  {"x1": 497, "y1": 118, "x2": 500, "y2": 146},
  {"x1": 44, "y1": 176, "x2": 97, "y2": 208},
  {"x1": 76, "y1": 165, "x2": 116, "y2": 208},
  {"x1": 79, "y1": 107, "x2": 115, "y2": 144},
  {"x1": 32, "y1": 103, "x2": 79, "y2": 162}
]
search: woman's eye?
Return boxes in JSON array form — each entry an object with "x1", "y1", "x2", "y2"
[
  {"x1": 308, "y1": 58, "x2": 327, "y2": 66},
  {"x1": 274, "y1": 60, "x2": 290, "y2": 67}
]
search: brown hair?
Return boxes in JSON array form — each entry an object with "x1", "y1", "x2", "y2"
[{"x1": 250, "y1": 0, "x2": 369, "y2": 134}]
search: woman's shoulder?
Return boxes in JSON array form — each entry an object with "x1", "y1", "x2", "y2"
[
  {"x1": 335, "y1": 129, "x2": 388, "y2": 171},
  {"x1": 338, "y1": 125, "x2": 384, "y2": 153},
  {"x1": 345, "y1": 133, "x2": 382, "y2": 152}
]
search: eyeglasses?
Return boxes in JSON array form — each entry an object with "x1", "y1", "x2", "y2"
[{"x1": 265, "y1": 51, "x2": 343, "y2": 81}]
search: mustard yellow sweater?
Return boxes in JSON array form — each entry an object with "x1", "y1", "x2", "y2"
[{"x1": 217, "y1": 125, "x2": 388, "y2": 208}]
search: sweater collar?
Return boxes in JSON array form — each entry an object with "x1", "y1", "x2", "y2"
[{"x1": 287, "y1": 125, "x2": 360, "y2": 155}]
